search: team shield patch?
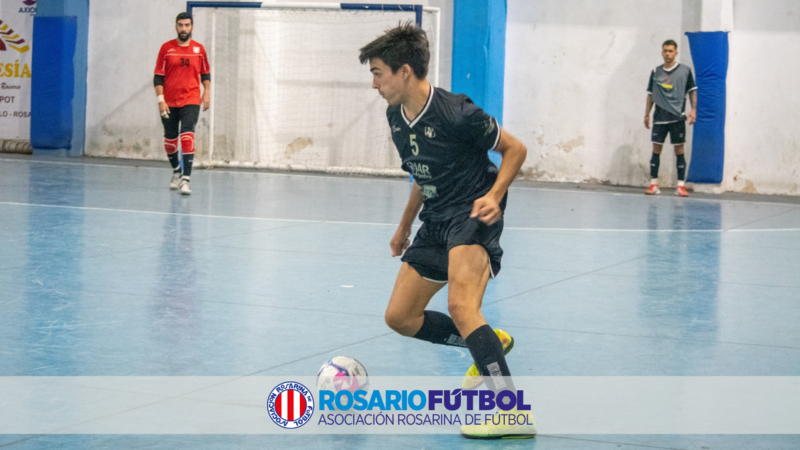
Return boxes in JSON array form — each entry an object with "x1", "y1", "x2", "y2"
[
  {"x1": 422, "y1": 185, "x2": 438, "y2": 200},
  {"x1": 267, "y1": 381, "x2": 315, "y2": 429},
  {"x1": 193, "y1": 46, "x2": 200, "y2": 53}
]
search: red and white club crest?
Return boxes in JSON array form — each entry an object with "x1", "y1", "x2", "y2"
[
  {"x1": 193, "y1": 46, "x2": 200, "y2": 53},
  {"x1": 267, "y1": 382, "x2": 314, "y2": 429}
]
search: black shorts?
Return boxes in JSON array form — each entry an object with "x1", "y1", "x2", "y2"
[
  {"x1": 401, "y1": 214, "x2": 504, "y2": 283},
  {"x1": 161, "y1": 104, "x2": 200, "y2": 139},
  {"x1": 652, "y1": 120, "x2": 686, "y2": 144}
]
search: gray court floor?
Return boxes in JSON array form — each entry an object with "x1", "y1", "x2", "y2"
[{"x1": 1, "y1": 154, "x2": 799, "y2": 449}]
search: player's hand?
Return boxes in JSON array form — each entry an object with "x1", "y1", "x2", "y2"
[
  {"x1": 390, "y1": 227, "x2": 411, "y2": 257},
  {"x1": 158, "y1": 102, "x2": 169, "y2": 119},
  {"x1": 644, "y1": 115, "x2": 650, "y2": 129},
  {"x1": 471, "y1": 193, "x2": 502, "y2": 225},
  {"x1": 687, "y1": 110, "x2": 696, "y2": 125},
  {"x1": 202, "y1": 92, "x2": 210, "y2": 111}
]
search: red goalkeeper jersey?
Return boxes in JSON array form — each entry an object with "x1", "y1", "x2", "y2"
[{"x1": 154, "y1": 39, "x2": 210, "y2": 108}]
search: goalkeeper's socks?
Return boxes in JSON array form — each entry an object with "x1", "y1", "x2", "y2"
[
  {"x1": 182, "y1": 153, "x2": 194, "y2": 179},
  {"x1": 165, "y1": 138, "x2": 181, "y2": 172},
  {"x1": 180, "y1": 132, "x2": 194, "y2": 178}
]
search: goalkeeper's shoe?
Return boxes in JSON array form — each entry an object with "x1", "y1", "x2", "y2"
[
  {"x1": 461, "y1": 329, "x2": 514, "y2": 390},
  {"x1": 460, "y1": 409, "x2": 536, "y2": 440},
  {"x1": 179, "y1": 179, "x2": 192, "y2": 195},
  {"x1": 169, "y1": 172, "x2": 181, "y2": 190}
]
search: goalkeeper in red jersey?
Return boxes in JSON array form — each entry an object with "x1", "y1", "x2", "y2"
[{"x1": 153, "y1": 12, "x2": 211, "y2": 195}]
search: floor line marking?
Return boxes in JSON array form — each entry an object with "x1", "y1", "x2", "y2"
[
  {"x1": 484, "y1": 254, "x2": 648, "y2": 307},
  {"x1": 2, "y1": 201, "x2": 798, "y2": 232},
  {"x1": 3, "y1": 157, "x2": 800, "y2": 207}
]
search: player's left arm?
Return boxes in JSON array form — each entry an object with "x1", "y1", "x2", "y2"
[
  {"x1": 202, "y1": 79, "x2": 211, "y2": 111},
  {"x1": 201, "y1": 46, "x2": 211, "y2": 111},
  {"x1": 471, "y1": 129, "x2": 527, "y2": 225}
]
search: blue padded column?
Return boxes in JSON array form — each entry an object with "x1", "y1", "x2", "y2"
[
  {"x1": 31, "y1": 16, "x2": 76, "y2": 150},
  {"x1": 685, "y1": 31, "x2": 729, "y2": 184},
  {"x1": 33, "y1": 0, "x2": 88, "y2": 156},
  {"x1": 452, "y1": 0, "x2": 506, "y2": 166}
]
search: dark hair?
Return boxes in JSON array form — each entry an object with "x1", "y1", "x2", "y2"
[
  {"x1": 662, "y1": 39, "x2": 678, "y2": 49},
  {"x1": 176, "y1": 12, "x2": 193, "y2": 24},
  {"x1": 359, "y1": 22, "x2": 429, "y2": 79}
]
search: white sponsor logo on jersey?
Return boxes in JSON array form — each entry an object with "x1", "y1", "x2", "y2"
[
  {"x1": 406, "y1": 162, "x2": 431, "y2": 180},
  {"x1": 424, "y1": 127, "x2": 436, "y2": 138}
]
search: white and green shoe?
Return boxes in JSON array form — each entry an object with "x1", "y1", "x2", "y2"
[
  {"x1": 461, "y1": 409, "x2": 536, "y2": 439},
  {"x1": 461, "y1": 329, "x2": 515, "y2": 390}
]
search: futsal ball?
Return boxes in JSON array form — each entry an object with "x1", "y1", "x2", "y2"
[{"x1": 316, "y1": 356, "x2": 369, "y2": 392}]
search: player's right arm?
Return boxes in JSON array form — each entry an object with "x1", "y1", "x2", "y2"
[
  {"x1": 154, "y1": 44, "x2": 169, "y2": 118},
  {"x1": 391, "y1": 182, "x2": 423, "y2": 257},
  {"x1": 154, "y1": 82, "x2": 168, "y2": 117},
  {"x1": 686, "y1": 70, "x2": 698, "y2": 125}
]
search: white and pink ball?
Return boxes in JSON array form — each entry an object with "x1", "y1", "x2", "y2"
[{"x1": 316, "y1": 356, "x2": 369, "y2": 392}]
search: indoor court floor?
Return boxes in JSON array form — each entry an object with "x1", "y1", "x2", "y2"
[{"x1": 1, "y1": 154, "x2": 799, "y2": 449}]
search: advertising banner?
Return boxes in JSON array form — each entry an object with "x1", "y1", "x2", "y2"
[
  {"x1": 1, "y1": 376, "x2": 798, "y2": 434},
  {"x1": 0, "y1": 0, "x2": 35, "y2": 140}
]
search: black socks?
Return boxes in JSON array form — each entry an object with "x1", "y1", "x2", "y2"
[
  {"x1": 413, "y1": 315, "x2": 514, "y2": 392},
  {"x1": 651, "y1": 153, "x2": 687, "y2": 181},
  {"x1": 650, "y1": 153, "x2": 661, "y2": 179},
  {"x1": 465, "y1": 324, "x2": 514, "y2": 392},
  {"x1": 676, "y1": 154, "x2": 686, "y2": 181},
  {"x1": 413, "y1": 311, "x2": 466, "y2": 347}
]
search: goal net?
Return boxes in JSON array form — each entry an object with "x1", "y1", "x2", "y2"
[{"x1": 191, "y1": 3, "x2": 440, "y2": 176}]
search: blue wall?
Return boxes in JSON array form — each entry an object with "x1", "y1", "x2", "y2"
[
  {"x1": 451, "y1": 0, "x2": 506, "y2": 165},
  {"x1": 33, "y1": 0, "x2": 89, "y2": 157}
]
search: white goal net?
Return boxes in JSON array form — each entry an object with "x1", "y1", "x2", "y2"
[{"x1": 192, "y1": 4, "x2": 440, "y2": 176}]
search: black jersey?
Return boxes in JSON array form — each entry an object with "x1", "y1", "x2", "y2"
[{"x1": 388, "y1": 86, "x2": 501, "y2": 223}]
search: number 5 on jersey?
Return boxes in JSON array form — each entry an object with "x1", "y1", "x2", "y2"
[{"x1": 410, "y1": 134, "x2": 419, "y2": 156}]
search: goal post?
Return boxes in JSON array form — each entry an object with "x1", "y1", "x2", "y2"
[{"x1": 186, "y1": 1, "x2": 441, "y2": 176}]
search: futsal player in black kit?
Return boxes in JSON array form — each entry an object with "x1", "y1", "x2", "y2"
[{"x1": 360, "y1": 24, "x2": 536, "y2": 439}]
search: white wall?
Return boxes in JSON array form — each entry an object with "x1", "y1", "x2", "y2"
[
  {"x1": 85, "y1": 0, "x2": 452, "y2": 162},
  {"x1": 504, "y1": 0, "x2": 692, "y2": 188},
  {"x1": 504, "y1": 0, "x2": 800, "y2": 195},
  {"x1": 86, "y1": 0, "x2": 189, "y2": 160},
  {"x1": 85, "y1": 1, "x2": 799, "y2": 195},
  {"x1": 720, "y1": 0, "x2": 800, "y2": 195}
]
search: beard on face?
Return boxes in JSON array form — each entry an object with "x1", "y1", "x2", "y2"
[{"x1": 178, "y1": 31, "x2": 191, "y2": 41}]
